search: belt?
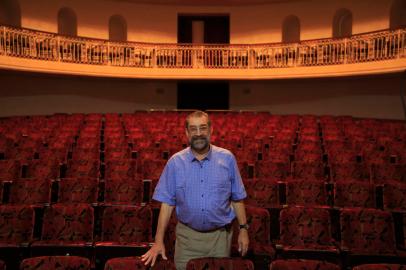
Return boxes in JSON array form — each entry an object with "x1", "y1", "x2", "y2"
[
  {"x1": 178, "y1": 221, "x2": 232, "y2": 233},
  {"x1": 179, "y1": 221, "x2": 232, "y2": 233}
]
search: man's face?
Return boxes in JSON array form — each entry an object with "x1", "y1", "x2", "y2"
[{"x1": 186, "y1": 116, "x2": 212, "y2": 152}]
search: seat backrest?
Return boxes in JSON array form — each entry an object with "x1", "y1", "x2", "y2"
[
  {"x1": 0, "y1": 205, "x2": 34, "y2": 244},
  {"x1": 270, "y1": 259, "x2": 341, "y2": 270},
  {"x1": 383, "y1": 181, "x2": 406, "y2": 212},
  {"x1": 280, "y1": 206, "x2": 333, "y2": 248},
  {"x1": 340, "y1": 208, "x2": 397, "y2": 255},
  {"x1": 101, "y1": 205, "x2": 152, "y2": 243},
  {"x1": 330, "y1": 162, "x2": 370, "y2": 182},
  {"x1": 0, "y1": 160, "x2": 20, "y2": 181},
  {"x1": 244, "y1": 179, "x2": 279, "y2": 208},
  {"x1": 20, "y1": 256, "x2": 90, "y2": 270},
  {"x1": 232, "y1": 205, "x2": 271, "y2": 247},
  {"x1": 41, "y1": 203, "x2": 94, "y2": 242},
  {"x1": 186, "y1": 257, "x2": 254, "y2": 270},
  {"x1": 334, "y1": 180, "x2": 375, "y2": 208},
  {"x1": 58, "y1": 177, "x2": 98, "y2": 204},
  {"x1": 286, "y1": 180, "x2": 327, "y2": 206},
  {"x1": 255, "y1": 161, "x2": 290, "y2": 180},
  {"x1": 104, "y1": 178, "x2": 143, "y2": 205},
  {"x1": 104, "y1": 256, "x2": 176, "y2": 270},
  {"x1": 9, "y1": 178, "x2": 51, "y2": 205},
  {"x1": 352, "y1": 264, "x2": 406, "y2": 270}
]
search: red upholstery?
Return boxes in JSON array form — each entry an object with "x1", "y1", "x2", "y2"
[
  {"x1": 279, "y1": 206, "x2": 338, "y2": 253},
  {"x1": 58, "y1": 177, "x2": 99, "y2": 204},
  {"x1": 0, "y1": 205, "x2": 34, "y2": 247},
  {"x1": 8, "y1": 178, "x2": 51, "y2": 205},
  {"x1": 32, "y1": 203, "x2": 94, "y2": 247},
  {"x1": 186, "y1": 257, "x2": 254, "y2": 270},
  {"x1": 286, "y1": 180, "x2": 327, "y2": 206},
  {"x1": 104, "y1": 178, "x2": 143, "y2": 205},
  {"x1": 232, "y1": 206, "x2": 275, "y2": 259},
  {"x1": 104, "y1": 256, "x2": 176, "y2": 270},
  {"x1": 20, "y1": 256, "x2": 90, "y2": 270},
  {"x1": 98, "y1": 205, "x2": 152, "y2": 244},
  {"x1": 270, "y1": 259, "x2": 341, "y2": 270},
  {"x1": 244, "y1": 179, "x2": 279, "y2": 208},
  {"x1": 334, "y1": 181, "x2": 375, "y2": 208},
  {"x1": 352, "y1": 264, "x2": 406, "y2": 270},
  {"x1": 340, "y1": 208, "x2": 398, "y2": 256}
]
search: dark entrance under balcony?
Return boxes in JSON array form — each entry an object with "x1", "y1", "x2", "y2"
[{"x1": 177, "y1": 80, "x2": 229, "y2": 110}]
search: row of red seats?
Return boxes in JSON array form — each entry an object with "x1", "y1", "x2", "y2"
[
  {"x1": 0, "y1": 177, "x2": 405, "y2": 213},
  {"x1": 0, "y1": 204, "x2": 405, "y2": 269},
  {"x1": 1, "y1": 256, "x2": 405, "y2": 270}
]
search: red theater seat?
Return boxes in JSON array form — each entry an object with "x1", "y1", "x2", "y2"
[
  {"x1": 20, "y1": 256, "x2": 90, "y2": 270},
  {"x1": 58, "y1": 177, "x2": 99, "y2": 204},
  {"x1": 104, "y1": 256, "x2": 176, "y2": 270},
  {"x1": 279, "y1": 206, "x2": 339, "y2": 260},
  {"x1": 186, "y1": 257, "x2": 254, "y2": 270},
  {"x1": 244, "y1": 178, "x2": 279, "y2": 208},
  {"x1": 285, "y1": 179, "x2": 327, "y2": 207},
  {"x1": 95, "y1": 205, "x2": 152, "y2": 268},
  {"x1": 270, "y1": 259, "x2": 340, "y2": 270},
  {"x1": 104, "y1": 178, "x2": 143, "y2": 205},
  {"x1": 231, "y1": 206, "x2": 275, "y2": 269},
  {"x1": 8, "y1": 178, "x2": 52, "y2": 206},
  {"x1": 352, "y1": 264, "x2": 406, "y2": 270},
  {"x1": 334, "y1": 181, "x2": 375, "y2": 208},
  {"x1": 0, "y1": 205, "x2": 35, "y2": 269},
  {"x1": 340, "y1": 208, "x2": 406, "y2": 266},
  {"x1": 30, "y1": 203, "x2": 94, "y2": 258}
]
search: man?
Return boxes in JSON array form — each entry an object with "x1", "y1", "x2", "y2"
[{"x1": 141, "y1": 110, "x2": 249, "y2": 270}]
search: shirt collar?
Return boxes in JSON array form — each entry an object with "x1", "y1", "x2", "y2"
[{"x1": 188, "y1": 144, "x2": 213, "y2": 162}]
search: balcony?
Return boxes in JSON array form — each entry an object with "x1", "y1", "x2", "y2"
[{"x1": 0, "y1": 25, "x2": 406, "y2": 79}]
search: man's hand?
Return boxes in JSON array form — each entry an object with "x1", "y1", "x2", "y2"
[
  {"x1": 238, "y1": 229, "x2": 249, "y2": 256},
  {"x1": 141, "y1": 242, "x2": 167, "y2": 266}
]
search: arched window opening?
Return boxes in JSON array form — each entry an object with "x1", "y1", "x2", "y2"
[
  {"x1": 390, "y1": 0, "x2": 406, "y2": 29},
  {"x1": 333, "y1": 8, "x2": 353, "y2": 38},
  {"x1": 109, "y1": 15, "x2": 127, "y2": 42},
  {"x1": 0, "y1": 0, "x2": 21, "y2": 27},
  {"x1": 282, "y1": 15, "x2": 300, "y2": 43},
  {"x1": 58, "y1": 7, "x2": 77, "y2": 36}
]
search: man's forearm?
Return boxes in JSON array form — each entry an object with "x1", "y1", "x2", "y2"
[
  {"x1": 231, "y1": 200, "x2": 247, "y2": 225},
  {"x1": 154, "y1": 203, "x2": 175, "y2": 243}
]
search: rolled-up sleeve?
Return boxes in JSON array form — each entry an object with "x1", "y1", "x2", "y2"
[
  {"x1": 152, "y1": 158, "x2": 176, "y2": 206},
  {"x1": 229, "y1": 154, "x2": 247, "y2": 201}
]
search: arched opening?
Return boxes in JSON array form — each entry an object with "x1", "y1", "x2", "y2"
[
  {"x1": 109, "y1": 15, "x2": 127, "y2": 42},
  {"x1": 390, "y1": 0, "x2": 406, "y2": 29},
  {"x1": 282, "y1": 15, "x2": 300, "y2": 43},
  {"x1": 0, "y1": 0, "x2": 21, "y2": 27},
  {"x1": 58, "y1": 7, "x2": 77, "y2": 36},
  {"x1": 333, "y1": 8, "x2": 352, "y2": 38}
]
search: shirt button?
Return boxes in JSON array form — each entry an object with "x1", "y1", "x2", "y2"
[
  {"x1": 201, "y1": 194, "x2": 204, "y2": 197},
  {"x1": 201, "y1": 209, "x2": 204, "y2": 211},
  {"x1": 201, "y1": 180, "x2": 203, "y2": 183}
]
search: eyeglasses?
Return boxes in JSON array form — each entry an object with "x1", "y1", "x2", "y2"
[{"x1": 188, "y1": 125, "x2": 209, "y2": 135}]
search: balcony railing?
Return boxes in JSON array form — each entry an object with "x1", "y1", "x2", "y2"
[{"x1": 1, "y1": 25, "x2": 405, "y2": 69}]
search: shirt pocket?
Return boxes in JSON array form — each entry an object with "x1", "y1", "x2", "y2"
[{"x1": 175, "y1": 178, "x2": 186, "y2": 206}]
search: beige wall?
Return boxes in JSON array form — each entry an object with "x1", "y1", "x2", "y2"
[
  {"x1": 18, "y1": 0, "x2": 394, "y2": 44},
  {"x1": 0, "y1": 70, "x2": 404, "y2": 120},
  {"x1": 230, "y1": 73, "x2": 405, "y2": 119},
  {"x1": 0, "y1": 70, "x2": 177, "y2": 116}
]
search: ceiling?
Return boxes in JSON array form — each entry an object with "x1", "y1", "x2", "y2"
[{"x1": 105, "y1": 0, "x2": 309, "y2": 6}]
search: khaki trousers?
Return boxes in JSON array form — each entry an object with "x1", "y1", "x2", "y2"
[{"x1": 174, "y1": 222, "x2": 233, "y2": 270}]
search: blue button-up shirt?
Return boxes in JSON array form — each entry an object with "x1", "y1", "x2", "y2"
[{"x1": 152, "y1": 145, "x2": 247, "y2": 231}]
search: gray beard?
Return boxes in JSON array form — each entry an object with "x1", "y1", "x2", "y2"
[{"x1": 190, "y1": 137, "x2": 209, "y2": 151}]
